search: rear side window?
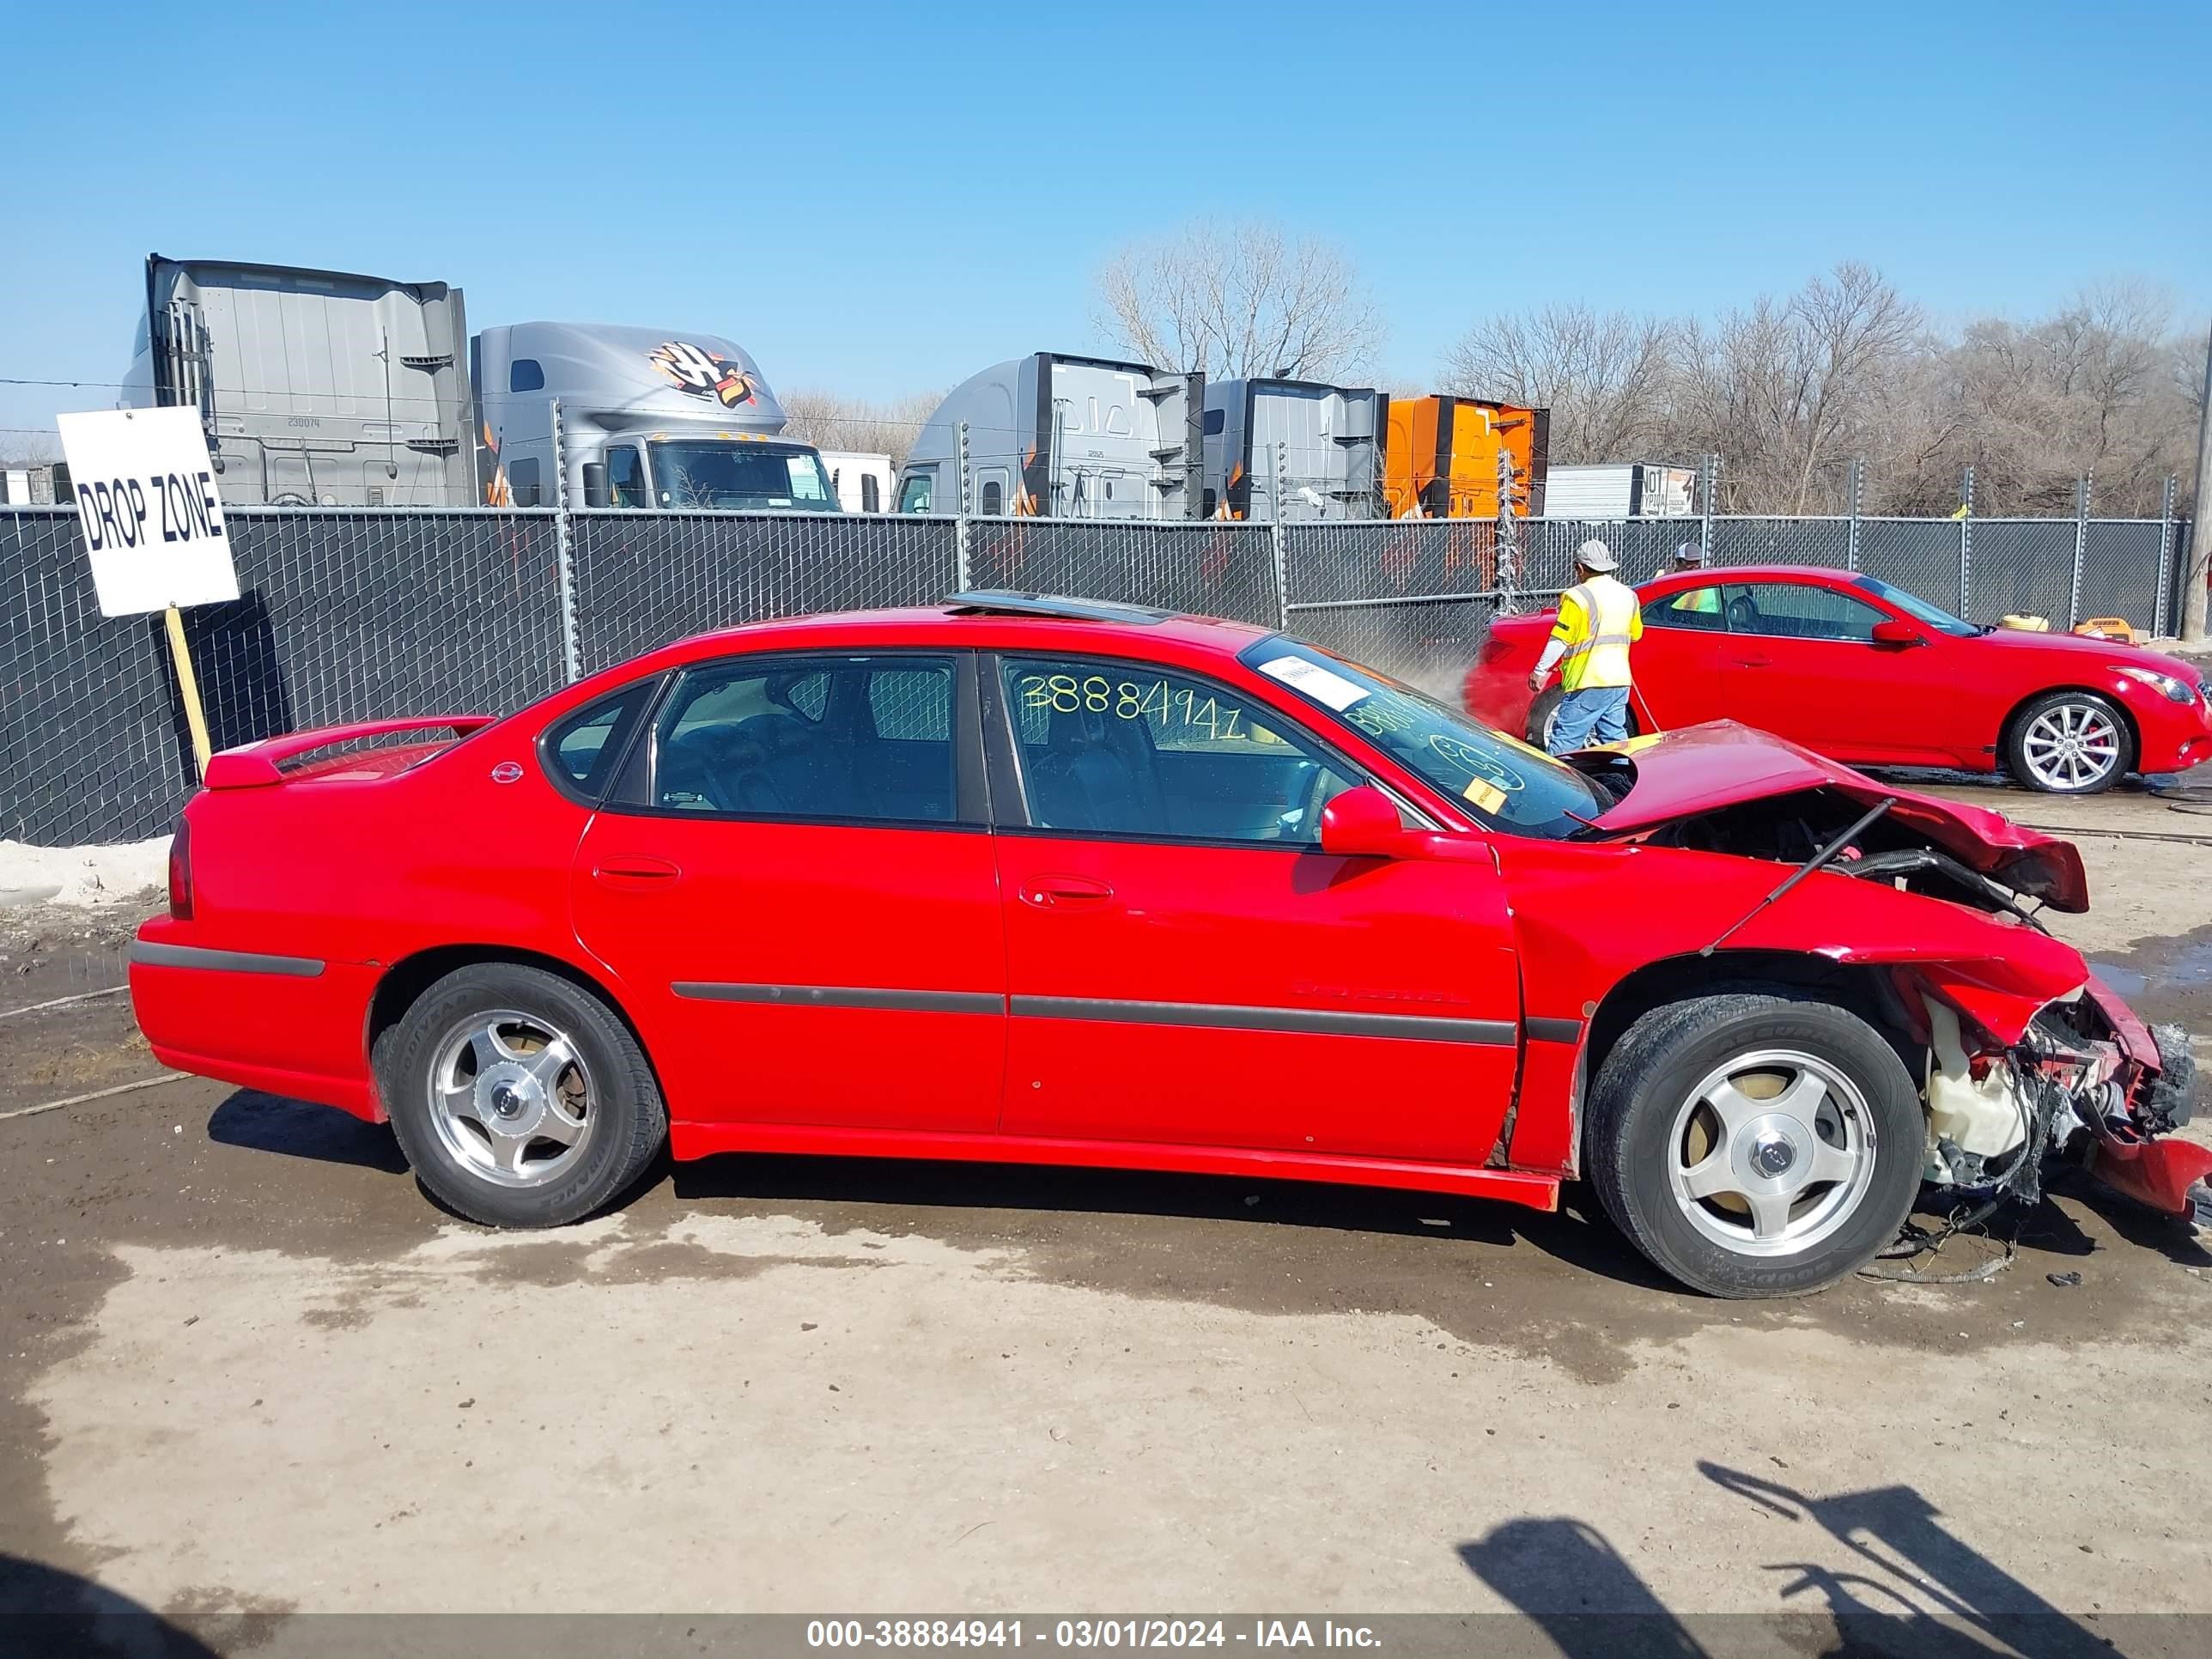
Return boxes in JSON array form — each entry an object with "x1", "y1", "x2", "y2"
[
  {"x1": 1644, "y1": 586, "x2": 1725, "y2": 630},
  {"x1": 509, "y1": 358, "x2": 546, "y2": 392},
  {"x1": 981, "y1": 480, "x2": 1003, "y2": 514},
  {"x1": 652, "y1": 654, "x2": 958, "y2": 823},
  {"x1": 544, "y1": 684, "x2": 652, "y2": 800}
]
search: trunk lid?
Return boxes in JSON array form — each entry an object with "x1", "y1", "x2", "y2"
[
  {"x1": 1588, "y1": 720, "x2": 2089, "y2": 911},
  {"x1": 202, "y1": 717, "x2": 496, "y2": 788}
]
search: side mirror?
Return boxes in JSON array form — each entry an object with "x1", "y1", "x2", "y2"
[
  {"x1": 1319, "y1": 785, "x2": 1407, "y2": 859},
  {"x1": 580, "y1": 461, "x2": 611, "y2": 509},
  {"x1": 1871, "y1": 619, "x2": 1925, "y2": 647}
]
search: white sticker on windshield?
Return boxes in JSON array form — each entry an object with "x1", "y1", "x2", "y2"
[{"x1": 1259, "y1": 656, "x2": 1370, "y2": 711}]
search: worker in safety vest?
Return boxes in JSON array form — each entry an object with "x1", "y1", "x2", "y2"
[
  {"x1": 1528, "y1": 539, "x2": 1643, "y2": 754},
  {"x1": 1664, "y1": 540, "x2": 1721, "y2": 617}
]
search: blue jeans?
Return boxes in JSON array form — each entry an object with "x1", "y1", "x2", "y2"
[{"x1": 1547, "y1": 686, "x2": 1631, "y2": 754}]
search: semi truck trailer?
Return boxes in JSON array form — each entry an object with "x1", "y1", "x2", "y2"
[
  {"x1": 121, "y1": 254, "x2": 477, "y2": 507},
  {"x1": 896, "y1": 353, "x2": 1202, "y2": 519},
  {"x1": 1200, "y1": 379, "x2": 1386, "y2": 521},
  {"x1": 1381, "y1": 395, "x2": 1549, "y2": 520},
  {"x1": 471, "y1": 323, "x2": 836, "y2": 512},
  {"x1": 1543, "y1": 462, "x2": 1696, "y2": 519}
]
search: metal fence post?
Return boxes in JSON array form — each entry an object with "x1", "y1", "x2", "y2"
[
  {"x1": 1270, "y1": 519, "x2": 1291, "y2": 630},
  {"x1": 1495, "y1": 443, "x2": 1520, "y2": 615},
  {"x1": 1846, "y1": 457, "x2": 1864, "y2": 571},
  {"x1": 954, "y1": 421, "x2": 972, "y2": 590},
  {"x1": 2156, "y1": 474, "x2": 2177, "y2": 638},
  {"x1": 2067, "y1": 475, "x2": 2092, "y2": 627},
  {"x1": 1959, "y1": 465, "x2": 1974, "y2": 620},
  {"x1": 548, "y1": 398, "x2": 583, "y2": 684},
  {"x1": 1699, "y1": 453, "x2": 1718, "y2": 559}
]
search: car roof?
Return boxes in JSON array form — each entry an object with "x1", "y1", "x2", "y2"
[
  {"x1": 1643, "y1": 564, "x2": 1871, "y2": 595},
  {"x1": 638, "y1": 598, "x2": 1278, "y2": 674}
]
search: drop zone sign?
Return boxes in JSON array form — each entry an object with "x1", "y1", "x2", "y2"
[{"x1": 56, "y1": 406, "x2": 240, "y2": 616}]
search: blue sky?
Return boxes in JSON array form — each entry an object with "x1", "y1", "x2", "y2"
[{"x1": 3, "y1": 0, "x2": 2206, "y2": 448}]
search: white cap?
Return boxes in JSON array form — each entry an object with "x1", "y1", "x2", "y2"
[{"x1": 1576, "y1": 539, "x2": 1619, "y2": 573}]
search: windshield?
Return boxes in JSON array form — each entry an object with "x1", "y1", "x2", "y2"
[
  {"x1": 649, "y1": 441, "x2": 839, "y2": 511},
  {"x1": 1238, "y1": 636, "x2": 1604, "y2": 838},
  {"x1": 1853, "y1": 574, "x2": 1978, "y2": 637}
]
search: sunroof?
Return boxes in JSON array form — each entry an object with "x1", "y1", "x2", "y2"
[{"x1": 943, "y1": 590, "x2": 1175, "y2": 624}]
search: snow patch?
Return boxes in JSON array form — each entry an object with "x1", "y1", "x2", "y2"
[{"x1": 0, "y1": 836, "x2": 170, "y2": 907}]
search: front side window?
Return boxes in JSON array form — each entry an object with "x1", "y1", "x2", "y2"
[
  {"x1": 898, "y1": 471, "x2": 933, "y2": 513},
  {"x1": 1000, "y1": 656, "x2": 1358, "y2": 844},
  {"x1": 1239, "y1": 636, "x2": 1602, "y2": 838},
  {"x1": 1728, "y1": 581, "x2": 1887, "y2": 642},
  {"x1": 606, "y1": 446, "x2": 649, "y2": 508},
  {"x1": 505, "y1": 457, "x2": 541, "y2": 507},
  {"x1": 653, "y1": 654, "x2": 957, "y2": 823},
  {"x1": 651, "y1": 441, "x2": 838, "y2": 510}
]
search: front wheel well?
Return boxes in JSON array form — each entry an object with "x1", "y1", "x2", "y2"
[
  {"x1": 1999, "y1": 684, "x2": 2139, "y2": 759},
  {"x1": 1582, "y1": 951, "x2": 1922, "y2": 1101},
  {"x1": 365, "y1": 945, "x2": 658, "y2": 1111}
]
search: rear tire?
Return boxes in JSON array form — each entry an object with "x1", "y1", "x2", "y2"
[
  {"x1": 382, "y1": 963, "x2": 666, "y2": 1228},
  {"x1": 1584, "y1": 993, "x2": 1923, "y2": 1298},
  {"x1": 2002, "y1": 690, "x2": 2132, "y2": 794}
]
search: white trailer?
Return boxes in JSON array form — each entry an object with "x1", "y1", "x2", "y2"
[
  {"x1": 819, "y1": 450, "x2": 893, "y2": 514},
  {"x1": 1543, "y1": 463, "x2": 1697, "y2": 520}
]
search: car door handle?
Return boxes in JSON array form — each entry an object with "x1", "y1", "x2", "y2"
[
  {"x1": 1019, "y1": 875, "x2": 1114, "y2": 909},
  {"x1": 592, "y1": 856, "x2": 682, "y2": 890},
  {"x1": 1730, "y1": 654, "x2": 1772, "y2": 667}
]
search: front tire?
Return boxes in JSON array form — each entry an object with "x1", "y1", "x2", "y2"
[
  {"x1": 1584, "y1": 993, "x2": 1923, "y2": 1297},
  {"x1": 382, "y1": 963, "x2": 667, "y2": 1227},
  {"x1": 2003, "y1": 690, "x2": 2131, "y2": 794}
]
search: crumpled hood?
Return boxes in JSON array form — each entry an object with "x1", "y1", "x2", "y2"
[{"x1": 1589, "y1": 721, "x2": 2090, "y2": 912}]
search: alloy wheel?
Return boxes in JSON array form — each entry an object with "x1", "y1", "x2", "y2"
[
  {"x1": 1665, "y1": 1048, "x2": 1878, "y2": 1258},
  {"x1": 427, "y1": 1009, "x2": 596, "y2": 1188},
  {"x1": 2020, "y1": 701, "x2": 2121, "y2": 791}
]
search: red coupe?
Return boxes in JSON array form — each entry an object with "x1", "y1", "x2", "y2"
[
  {"x1": 1463, "y1": 565, "x2": 2212, "y2": 793},
  {"x1": 129, "y1": 593, "x2": 2208, "y2": 1297}
]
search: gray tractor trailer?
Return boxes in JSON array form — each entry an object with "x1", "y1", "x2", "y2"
[
  {"x1": 896, "y1": 353, "x2": 1202, "y2": 519},
  {"x1": 471, "y1": 323, "x2": 836, "y2": 512},
  {"x1": 122, "y1": 254, "x2": 477, "y2": 507},
  {"x1": 122, "y1": 257, "x2": 835, "y2": 512},
  {"x1": 1200, "y1": 378, "x2": 1386, "y2": 521}
]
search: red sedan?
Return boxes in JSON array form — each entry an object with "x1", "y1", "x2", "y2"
[
  {"x1": 1463, "y1": 565, "x2": 2212, "y2": 793},
  {"x1": 129, "y1": 593, "x2": 2208, "y2": 1297}
]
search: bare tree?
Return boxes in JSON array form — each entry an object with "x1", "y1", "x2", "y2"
[
  {"x1": 1442, "y1": 304, "x2": 1674, "y2": 464},
  {"x1": 1673, "y1": 264, "x2": 1923, "y2": 513},
  {"x1": 777, "y1": 388, "x2": 944, "y2": 470},
  {"x1": 1094, "y1": 219, "x2": 1383, "y2": 381},
  {"x1": 1434, "y1": 264, "x2": 2209, "y2": 516}
]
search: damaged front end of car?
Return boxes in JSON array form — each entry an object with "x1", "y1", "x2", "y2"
[
  {"x1": 1573, "y1": 724, "x2": 2210, "y2": 1235},
  {"x1": 1899, "y1": 970, "x2": 2209, "y2": 1230}
]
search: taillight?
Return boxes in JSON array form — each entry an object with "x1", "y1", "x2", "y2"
[{"x1": 168, "y1": 818, "x2": 194, "y2": 921}]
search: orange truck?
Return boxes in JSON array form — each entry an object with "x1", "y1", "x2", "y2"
[{"x1": 1382, "y1": 395, "x2": 1549, "y2": 520}]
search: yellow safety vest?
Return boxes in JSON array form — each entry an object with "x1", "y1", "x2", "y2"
[{"x1": 1553, "y1": 575, "x2": 1643, "y2": 691}]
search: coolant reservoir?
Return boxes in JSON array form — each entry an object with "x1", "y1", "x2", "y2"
[{"x1": 1924, "y1": 1000, "x2": 2032, "y2": 1158}]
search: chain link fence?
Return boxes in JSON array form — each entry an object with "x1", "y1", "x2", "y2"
[
  {"x1": 0, "y1": 502, "x2": 2196, "y2": 847},
  {"x1": 570, "y1": 511, "x2": 959, "y2": 673},
  {"x1": 965, "y1": 520, "x2": 1279, "y2": 625}
]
